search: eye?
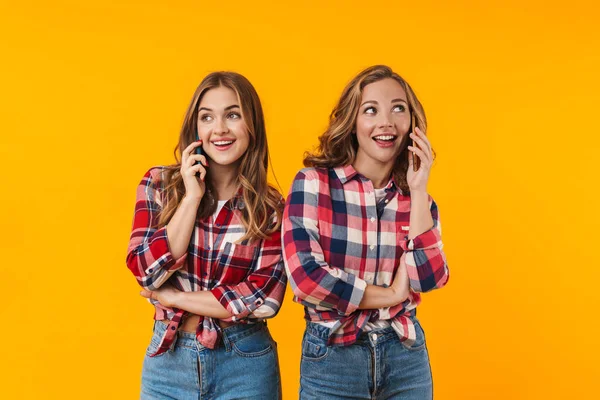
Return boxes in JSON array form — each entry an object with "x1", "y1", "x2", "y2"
[
  {"x1": 364, "y1": 106, "x2": 376, "y2": 115},
  {"x1": 392, "y1": 104, "x2": 406, "y2": 112},
  {"x1": 227, "y1": 112, "x2": 241, "y2": 120},
  {"x1": 199, "y1": 114, "x2": 213, "y2": 122}
]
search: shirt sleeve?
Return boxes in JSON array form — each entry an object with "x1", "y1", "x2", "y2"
[
  {"x1": 210, "y1": 222, "x2": 287, "y2": 322},
  {"x1": 398, "y1": 197, "x2": 449, "y2": 292},
  {"x1": 282, "y1": 169, "x2": 367, "y2": 316},
  {"x1": 126, "y1": 168, "x2": 187, "y2": 290}
]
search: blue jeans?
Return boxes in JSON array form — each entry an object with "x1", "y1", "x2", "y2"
[
  {"x1": 141, "y1": 321, "x2": 281, "y2": 400},
  {"x1": 300, "y1": 319, "x2": 433, "y2": 399}
]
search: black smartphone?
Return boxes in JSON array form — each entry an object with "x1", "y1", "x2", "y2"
[
  {"x1": 195, "y1": 134, "x2": 204, "y2": 177},
  {"x1": 411, "y1": 113, "x2": 420, "y2": 171},
  {"x1": 195, "y1": 133, "x2": 204, "y2": 157}
]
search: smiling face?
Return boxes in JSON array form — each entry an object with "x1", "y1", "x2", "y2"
[
  {"x1": 354, "y1": 78, "x2": 411, "y2": 168},
  {"x1": 196, "y1": 86, "x2": 250, "y2": 168}
]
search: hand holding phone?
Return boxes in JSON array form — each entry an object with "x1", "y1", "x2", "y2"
[{"x1": 180, "y1": 139, "x2": 208, "y2": 200}]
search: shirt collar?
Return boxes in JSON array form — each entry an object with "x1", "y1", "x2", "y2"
[
  {"x1": 333, "y1": 165, "x2": 359, "y2": 184},
  {"x1": 333, "y1": 165, "x2": 400, "y2": 193},
  {"x1": 214, "y1": 187, "x2": 245, "y2": 211}
]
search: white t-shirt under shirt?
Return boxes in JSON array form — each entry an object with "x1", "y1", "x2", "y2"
[
  {"x1": 374, "y1": 187, "x2": 387, "y2": 204},
  {"x1": 213, "y1": 200, "x2": 228, "y2": 219}
]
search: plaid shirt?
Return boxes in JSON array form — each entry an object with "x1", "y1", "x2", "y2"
[
  {"x1": 282, "y1": 165, "x2": 449, "y2": 346},
  {"x1": 127, "y1": 167, "x2": 286, "y2": 356}
]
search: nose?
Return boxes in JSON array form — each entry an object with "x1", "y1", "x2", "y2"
[
  {"x1": 213, "y1": 117, "x2": 229, "y2": 135},
  {"x1": 377, "y1": 112, "x2": 393, "y2": 128}
]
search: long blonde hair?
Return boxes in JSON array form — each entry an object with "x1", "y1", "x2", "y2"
[
  {"x1": 304, "y1": 65, "x2": 429, "y2": 193},
  {"x1": 157, "y1": 72, "x2": 282, "y2": 242}
]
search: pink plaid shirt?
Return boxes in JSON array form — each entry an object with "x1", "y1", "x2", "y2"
[{"x1": 282, "y1": 165, "x2": 449, "y2": 346}]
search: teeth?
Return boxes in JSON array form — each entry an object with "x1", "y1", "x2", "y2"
[
  {"x1": 214, "y1": 141, "x2": 234, "y2": 146},
  {"x1": 374, "y1": 135, "x2": 395, "y2": 141}
]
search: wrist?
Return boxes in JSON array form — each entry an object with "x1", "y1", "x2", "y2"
[
  {"x1": 182, "y1": 194, "x2": 202, "y2": 206},
  {"x1": 409, "y1": 190, "x2": 428, "y2": 199}
]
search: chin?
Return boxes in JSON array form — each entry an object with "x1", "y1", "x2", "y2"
[
  {"x1": 368, "y1": 150, "x2": 399, "y2": 165},
  {"x1": 211, "y1": 154, "x2": 243, "y2": 166},
  {"x1": 375, "y1": 157, "x2": 396, "y2": 165}
]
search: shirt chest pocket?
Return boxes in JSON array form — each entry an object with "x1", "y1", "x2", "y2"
[{"x1": 215, "y1": 242, "x2": 258, "y2": 284}]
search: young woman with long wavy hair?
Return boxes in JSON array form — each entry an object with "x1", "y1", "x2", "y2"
[
  {"x1": 127, "y1": 72, "x2": 285, "y2": 400},
  {"x1": 283, "y1": 65, "x2": 449, "y2": 400}
]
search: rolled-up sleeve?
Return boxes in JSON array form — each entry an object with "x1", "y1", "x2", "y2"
[
  {"x1": 399, "y1": 198, "x2": 449, "y2": 292},
  {"x1": 126, "y1": 168, "x2": 187, "y2": 290},
  {"x1": 211, "y1": 227, "x2": 287, "y2": 321}
]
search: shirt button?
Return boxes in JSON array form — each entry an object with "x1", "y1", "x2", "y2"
[
  {"x1": 370, "y1": 245, "x2": 375, "y2": 251},
  {"x1": 370, "y1": 217, "x2": 375, "y2": 223}
]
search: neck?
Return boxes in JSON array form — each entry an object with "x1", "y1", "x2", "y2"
[
  {"x1": 208, "y1": 162, "x2": 240, "y2": 200},
  {"x1": 352, "y1": 151, "x2": 394, "y2": 189}
]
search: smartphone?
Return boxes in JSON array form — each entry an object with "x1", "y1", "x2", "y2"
[
  {"x1": 195, "y1": 133, "x2": 204, "y2": 157},
  {"x1": 411, "y1": 113, "x2": 420, "y2": 171},
  {"x1": 195, "y1": 134, "x2": 204, "y2": 177}
]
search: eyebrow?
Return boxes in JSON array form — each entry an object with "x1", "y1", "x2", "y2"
[
  {"x1": 360, "y1": 98, "x2": 407, "y2": 107},
  {"x1": 198, "y1": 104, "x2": 240, "y2": 112}
]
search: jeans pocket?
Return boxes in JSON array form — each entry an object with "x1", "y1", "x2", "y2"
[
  {"x1": 144, "y1": 322, "x2": 170, "y2": 358},
  {"x1": 401, "y1": 320, "x2": 427, "y2": 351},
  {"x1": 301, "y1": 331, "x2": 330, "y2": 361},
  {"x1": 231, "y1": 326, "x2": 274, "y2": 358},
  {"x1": 145, "y1": 337, "x2": 168, "y2": 358}
]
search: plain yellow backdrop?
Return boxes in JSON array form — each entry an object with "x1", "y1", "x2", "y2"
[{"x1": 1, "y1": 0, "x2": 599, "y2": 398}]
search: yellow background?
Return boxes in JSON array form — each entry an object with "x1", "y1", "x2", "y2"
[{"x1": 1, "y1": 0, "x2": 599, "y2": 398}]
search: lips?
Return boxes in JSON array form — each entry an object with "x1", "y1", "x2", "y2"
[
  {"x1": 211, "y1": 139, "x2": 236, "y2": 151},
  {"x1": 372, "y1": 134, "x2": 397, "y2": 148}
]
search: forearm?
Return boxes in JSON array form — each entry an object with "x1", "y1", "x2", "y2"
[
  {"x1": 358, "y1": 284, "x2": 407, "y2": 309},
  {"x1": 408, "y1": 191, "x2": 434, "y2": 240},
  {"x1": 165, "y1": 195, "x2": 200, "y2": 259},
  {"x1": 173, "y1": 290, "x2": 233, "y2": 319}
]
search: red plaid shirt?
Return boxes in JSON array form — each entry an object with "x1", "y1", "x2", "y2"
[
  {"x1": 127, "y1": 167, "x2": 286, "y2": 356},
  {"x1": 282, "y1": 165, "x2": 449, "y2": 346}
]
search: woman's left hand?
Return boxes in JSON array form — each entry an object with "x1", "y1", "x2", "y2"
[
  {"x1": 140, "y1": 284, "x2": 181, "y2": 308},
  {"x1": 407, "y1": 127, "x2": 434, "y2": 193}
]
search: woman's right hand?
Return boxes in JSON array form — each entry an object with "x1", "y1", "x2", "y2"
[
  {"x1": 180, "y1": 140, "x2": 208, "y2": 201},
  {"x1": 390, "y1": 261, "x2": 410, "y2": 305}
]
